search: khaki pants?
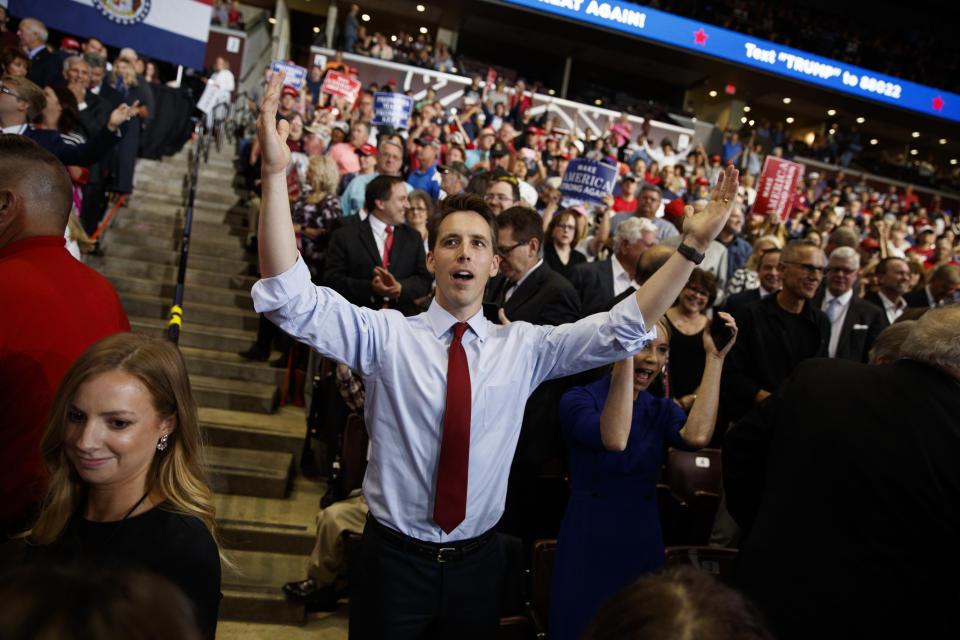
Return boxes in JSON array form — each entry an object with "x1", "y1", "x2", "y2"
[{"x1": 307, "y1": 494, "x2": 369, "y2": 588}]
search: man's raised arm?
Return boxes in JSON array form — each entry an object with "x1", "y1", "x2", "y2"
[
  {"x1": 257, "y1": 71, "x2": 299, "y2": 277},
  {"x1": 633, "y1": 165, "x2": 738, "y2": 323}
]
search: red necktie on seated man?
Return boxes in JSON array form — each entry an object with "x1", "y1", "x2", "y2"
[{"x1": 433, "y1": 322, "x2": 471, "y2": 533}]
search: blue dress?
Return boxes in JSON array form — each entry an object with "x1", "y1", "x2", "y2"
[{"x1": 548, "y1": 374, "x2": 689, "y2": 640}]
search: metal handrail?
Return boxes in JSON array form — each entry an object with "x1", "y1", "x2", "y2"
[{"x1": 167, "y1": 119, "x2": 207, "y2": 343}]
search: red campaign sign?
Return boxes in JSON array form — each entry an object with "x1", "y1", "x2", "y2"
[
  {"x1": 750, "y1": 156, "x2": 805, "y2": 223},
  {"x1": 286, "y1": 162, "x2": 301, "y2": 201},
  {"x1": 485, "y1": 67, "x2": 497, "y2": 87},
  {"x1": 322, "y1": 70, "x2": 362, "y2": 103}
]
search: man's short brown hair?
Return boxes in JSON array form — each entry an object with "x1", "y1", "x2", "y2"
[
  {"x1": 1, "y1": 74, "x2": 44, "y2": 121},
  {"x1": 428, "y1": 193, "x2": 497, "y2": 253},
  {"x1": 495, "y1": 206, "x2": 543, "y2": 254}
]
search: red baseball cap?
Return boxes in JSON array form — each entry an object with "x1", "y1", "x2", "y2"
[
  {"x1": 356, "y1": 143, "x2": 378, "y2": 156},
  {"x1": 664, "y1": 198, "x2": 686, "y2": 218},
  {"x1": 387, "y1": 77, "x2": 398, "y2": 86},
  {"x1": 281, "y1": 85, "x2": 298, "y2": 97},
  {"x1": 61, "y1": 37, "x2": 81, "y2": 51}
]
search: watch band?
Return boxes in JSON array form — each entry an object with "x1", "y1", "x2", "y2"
[{"x1": 677, "y1": 241, "x2": 705, "y2": 265}]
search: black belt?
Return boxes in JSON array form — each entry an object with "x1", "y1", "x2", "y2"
[{"x1": 366, "y1": 514, "x2": 494, "y2": 563}]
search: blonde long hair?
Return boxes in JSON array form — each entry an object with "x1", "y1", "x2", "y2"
[{"x1": 29, "y1": 333, "x2": 227, "y2": 565}]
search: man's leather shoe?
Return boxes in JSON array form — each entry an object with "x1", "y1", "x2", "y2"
[
  {"x1": 281, "y1": 578, "x2": 338, "y2": 611},
  {"x1": 238, "y1": 346, "x2": 269, "y2": 361}
]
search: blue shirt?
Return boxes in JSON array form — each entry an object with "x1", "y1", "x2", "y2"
[
  {"x1": 406, "y1": 162, "x2": 441, "y2": 201},
  {"x1": 340, "y1": 172, "x2": 412, "y2": 217},
  {"x1": 723, "y1": 234, "x2": 753, "y2": 281},
  {"x1": 251, "y1": 256, "x2": 655, "y2": 542},
  {"x1": 722, "y1": 141, "x2": 743, "y2": 164}
]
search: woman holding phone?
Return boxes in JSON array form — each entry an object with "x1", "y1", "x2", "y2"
[{"x1": 549, "y1": 313, "x2": 737, "y2": 640}]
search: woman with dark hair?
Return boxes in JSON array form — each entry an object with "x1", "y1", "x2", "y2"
[
  {"x1": 549, "y1": 313, "x2": 738, "y2": 640},
  {"x1": 0, "y1": 45, "x2": 29, "y2": 77},
  {"x1": 581, "y1": 566, "x2": 773, "y2": 640},
  {"x1": 664, "y1": 268, "x2": 717, "y2": 412},
  {"x1": 37, "y1": 85, "x2": 85, "y2": 144},
  {"x1": 28, "y1": 333, "x2": 223, "y2": 640},
  {"x1": 544, "y1": 209, "x2": 587, "y2": 281}
]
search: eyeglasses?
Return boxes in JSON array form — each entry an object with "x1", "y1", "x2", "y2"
[
  {"x1": 782, "y1": 261, "x2": 825, "y2": 276},
  {"x1": 0, "y1": 85, "x2": 25, "y2": 101},
  {"x1": 555, "y1": 224, "x2": 576, "y2": 231},
  {"x1": 827, "y1": 266, "x2": 858, "y2": 276},
  {"x1": 497, "y1": 241, "x2": 526, "y2": 256},
  {"x1": 484, "y1": 193, "x2": 515, "y2": 203}
]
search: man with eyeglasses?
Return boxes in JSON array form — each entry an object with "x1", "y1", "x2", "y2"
[
  {"x1": 483, "y1": 207, "x2": 581, "y2": 548},
  {"x1": 483, "y1": 170, "x2": 520, "y2": 216},
  {"x1": 722, "y1": 239, "x2": 829, "y2": 422},
  {"x1": 812, "y1": 247, "x2": 886, "y2": 362}
]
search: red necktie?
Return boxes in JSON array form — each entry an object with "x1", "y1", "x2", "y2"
[
  {"x1": 434, "y1": 322, "x2": 471, "y2": 533},
  {"x1": 382, "y1": 225, "x2": 394, "y2": 270}
]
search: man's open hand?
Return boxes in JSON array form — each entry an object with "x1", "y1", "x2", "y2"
[
  {"x1": 682, "y1": 164, "x2": 739, "y2": 252},
  {"x1": 257, "y1": 71, "x2": 291, "y2": 176}
]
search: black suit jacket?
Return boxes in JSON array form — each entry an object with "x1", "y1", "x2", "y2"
[
  {"x1": 323, "y1": 218, "x2": 431, "y2": 316},
  {"x1": 903, "y1": 287, "x2": 933, "y2": 308},
  {"x1": 94, "y1": 82, "x2": 125, "y2": 109},
  {"x1": 22, "y1": 124, "x2": 121, "y2": 167},
  {"x1": 484, "y1": 263, "x2": 581, "y2": 468},
  {"x1": 485, "y1": 263, "x2": 582, "y2": 326},
  {"x1": 812, "y1": 290, "x2": 887, "y2": 362},
  {"x1": 570, "y1": 259, "x2": 616, "y2": 317},
  {"x1": 26, "y1": 48, "x2": 61, "y2": 90},
  {"x1": 723, "y1": 358, "x2": 960, "y2": 639},
  {"x1": 79, "y1": 89, "x2": 112, "y2": 136}
]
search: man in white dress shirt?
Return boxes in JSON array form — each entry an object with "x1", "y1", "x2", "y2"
[{"x1": 251, "y1": 71, "x2": 739, "y2": 639}]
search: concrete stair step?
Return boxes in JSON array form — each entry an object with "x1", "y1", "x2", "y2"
[
  {"x1": 103, "y1": 242, "x2": 253, "y2": 275},
  {"x1": 134, "y1": 175, "x2": 240, "y2": 206},
  {"x1": 119, "y1": 292, "x2": 258, "y2": 331},
  {"x1": 108, "y1": 274, "x2": 255, "y2": 309},
  {"x1": 130, "y1": 316, "x2": 256, "y2": 353},
  {"x1": 190, "y1": 373, "x2": 279, "y2": 415},
  {"x1": 221, "y1": 550, "x2": 306, "y2": 624},
  {"x1": 130, "y1": 186, "x2": 240, "y2": 213},
  {"x1": 135, "y1": 161, "x2": 237, "y2": 186},
  {"x1": 215, "y1": 475, "x2": 323, "y2": 554},
  {"x1": 88, "y1": 255, "x2": 258, "y2": 292},
  {"x1": 200, "y1": 405, "x2": 306, "y2": 457},
  {"x1": 101, "y1": 228, "x2": 246, "y2": 260},
  {"x1": 118, "y1": 203, "x2": 249, "y2": 231},
  {"x1": 114, "y1": 213, "x2": 248, "y2": 241},
  {"x1": 182, "y1": 346, "x2": 286, "y2": 387},
  {"x1": 206, "y1": 445, "x2": 291, "y2": 498}
]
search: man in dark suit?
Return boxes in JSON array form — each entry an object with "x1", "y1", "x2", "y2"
[
  {"x1": 723, "y1": 306, "x2": 960, "y2": 640},
  {"x1": 572, "y1": 215, "x2": 657, "y2": 316},
  {"x1": 324, "y1": 175, "x2": 432, "y2": 316},
  {"x1": 904, "y1": 263, "x2": 960, "y2": 308},
  {"x1": 862, "y1": 256, "x2": 911, "y2": 325},
  {"x1": 720, "y1": 247, "x2": 782, "y2": 317},
  {"x1": 1, "y1": 74, "x2": 131, "y2": 167},
  {"x1": 60, "y1": 56, "x2": 111, "y2": 135},
  {"x1": 484, "y1": 206, "x2": 581, "y2": 547},
  {"x1": 812, "y1": 247, "x2": 886, "y2": 363},
  {"x1": 84, "y1": 52, "x2": 125, "y2": 109},
  {"x1": 18, "y1": 18, "x2": 60, "y2": 90}
]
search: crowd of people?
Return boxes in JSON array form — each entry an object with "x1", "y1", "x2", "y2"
[
  {"x1": 0, "y1": 10, "x2": 165, "y2": 250},
  {"x1": 2, "y1": 6, "x2": 960, "y2": 640}
]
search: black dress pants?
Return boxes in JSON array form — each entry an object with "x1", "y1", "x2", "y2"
[{"x1": 349, "y1": 516, "x2": 505, "y2": 639}]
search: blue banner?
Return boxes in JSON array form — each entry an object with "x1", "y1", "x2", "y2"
[
  {"x1": 560, "y1": 159, "x2": 617, "y2": 205},
  {"x1": 371, "y1": 92, "x2": 414, "y2": 127},
  {"x1": 501, "y1": 0, "x2": 960, "y2": 123},
  {"x1": 10, "y1": 0, "x2": 212, "y2": 70},
  {"x1": 271, "y1": 60, "x2": 307, "y2": 90}
]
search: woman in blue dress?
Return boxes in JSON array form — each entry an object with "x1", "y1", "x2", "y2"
[{"x1": 549, "y1": 312, "x2": 737, "y2": 640}]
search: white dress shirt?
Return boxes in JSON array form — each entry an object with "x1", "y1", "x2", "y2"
[
  {"x1": 252, "y1": 255, "x2": 655, "y2": 542},
  {"x1": 610, "y1": 255, "x2": 638, "y2": 297},
  {"x1": 821, "y1": 289, "x2": 853, "y2": 358},
  {"x1": 877, "y1": 290, "x2": 907, "y2": 325}
]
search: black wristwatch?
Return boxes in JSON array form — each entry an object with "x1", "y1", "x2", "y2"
[{"x1": 677, "y1": 241, "x2": 705, "y2": 265}]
